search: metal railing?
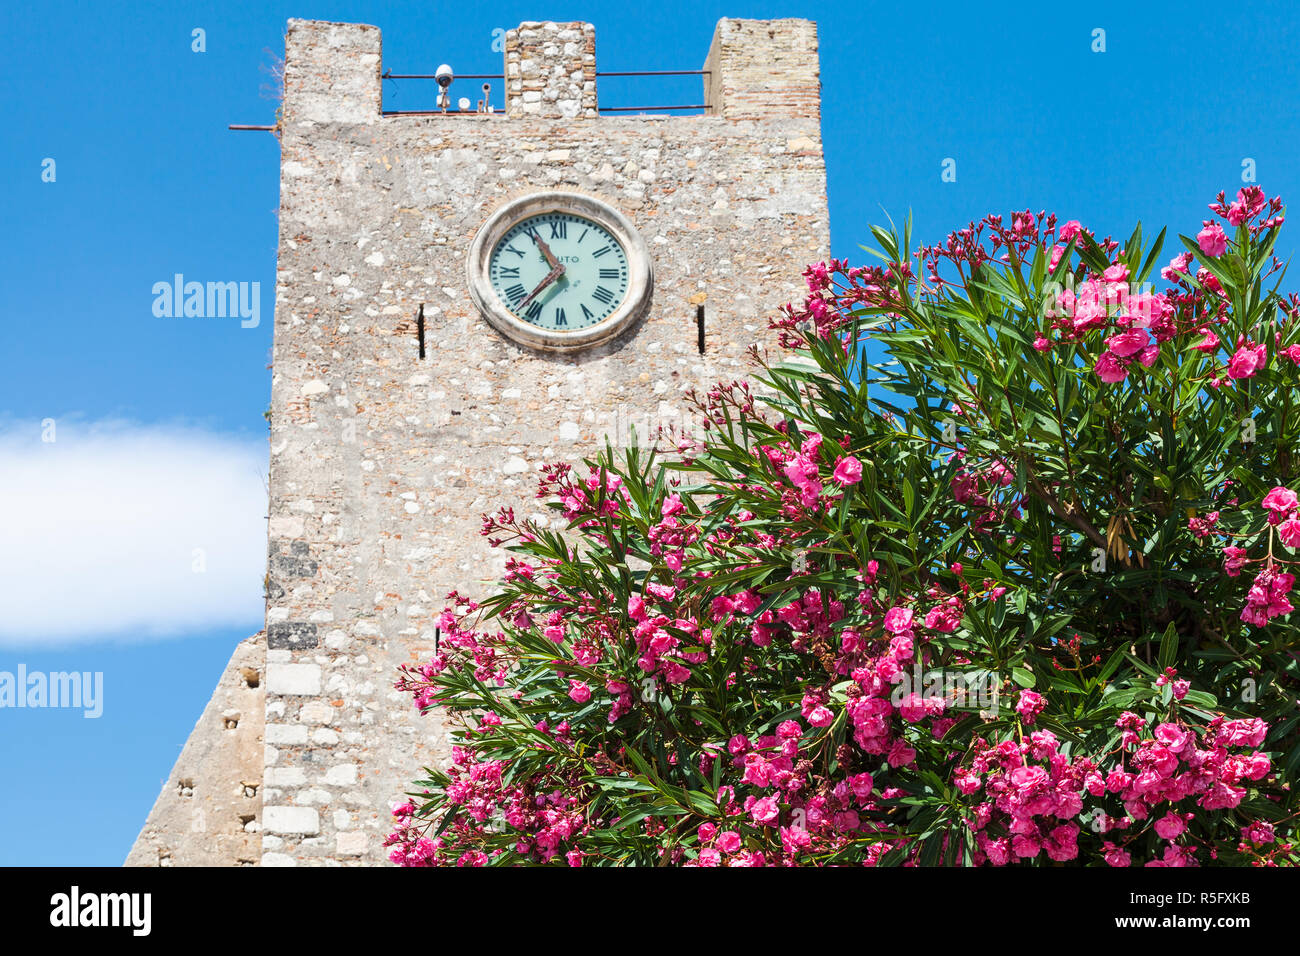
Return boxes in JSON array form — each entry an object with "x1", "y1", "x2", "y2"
[
  {"x1": 381, "y1": 69, "x2": 710, "y2": 116},
  {"x1": 231, "y1": 69, "x2": 711, "y2": 129}
]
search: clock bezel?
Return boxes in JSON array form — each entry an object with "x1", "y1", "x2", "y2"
[{"x1": 466, "y1": 192, "x2": 653, "y2": 352}]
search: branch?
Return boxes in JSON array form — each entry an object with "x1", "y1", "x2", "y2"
[{"x1": 1025, "y1": 469, "x2": 1107, "y2": 551}]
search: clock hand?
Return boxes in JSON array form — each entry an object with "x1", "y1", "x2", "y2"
[
  {"x1": 529, "y1": 229, "x2": 560, "y2": 270},
  {"x1": 518, "y1": 263, "x2": 565, "y2": 309}
]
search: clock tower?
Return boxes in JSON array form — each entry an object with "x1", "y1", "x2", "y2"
[{"x1": 131, "y1": 15, "x2": 829, "y2": 866}]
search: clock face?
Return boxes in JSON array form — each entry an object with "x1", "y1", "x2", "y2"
[
  {"x1": 488, "y1": 213, "x2": 630, "y2": 332},
  {"x1": 467, "y1": 192, "x2": 652, "y2": 352}
]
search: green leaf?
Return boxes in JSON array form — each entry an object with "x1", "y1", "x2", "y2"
[{"x1": 1157, "y1": 621, "x2": 1179, "y2": 670}]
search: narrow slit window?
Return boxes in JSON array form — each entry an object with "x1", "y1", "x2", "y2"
[
  {"x1": 696, "y1": 304, "x2": 705, "y2": 354},
  {"x1": 416, "y1": 303, "x2": 426, "y2": 359}
]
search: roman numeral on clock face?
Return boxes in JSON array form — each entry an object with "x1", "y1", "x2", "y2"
[
  {"x1": 581, "y1": 304, "x2": 594, "y2": 321},
  {"x1": 498, "y1": 266, "x2": 520, "y2": 278},
  {"x1": 592, "y1": 286, "x2": 615, "y2": 305},
  {"x1": 549, "y1": 220, "x2": 567, "y2": 239},
  {"x1": 592, "y1": 245, "x2": 613, "y2": 258},
  {"x1": 554, "y1": 307, "x2": 567, "y2": 327},
  {"x1": 503, "y1": 284, "x2": 527, "y2": 304},
  {"x1": 599, "y1": 268, "x2": 621, "y2": 279},
  {"x1": 524, "y1": 301, "x2": 543, "y2": 322}
]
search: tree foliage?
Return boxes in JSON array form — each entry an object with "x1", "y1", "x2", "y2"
[{"x1": 388, "y1": 189, "x2": 1299, "y2": 866}]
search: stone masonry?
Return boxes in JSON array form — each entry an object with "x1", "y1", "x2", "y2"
[
  {"x1": 505, "y1": 22, "x2": 598, "y2": 119},
  {"x1": 126, "y1": 633, "x2": 265, "y2": 866},
  {"x1": 130, "y1": 15, "x2": 828, "y2": 866}
]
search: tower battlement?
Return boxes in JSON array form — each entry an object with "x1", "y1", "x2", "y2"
[{"x1": 279, "y1": 16, "x2": 821, "y2": 123}]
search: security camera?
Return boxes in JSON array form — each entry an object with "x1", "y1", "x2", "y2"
[{"x1": 435, "y1": 64, "x2": 454, "y2": 112}]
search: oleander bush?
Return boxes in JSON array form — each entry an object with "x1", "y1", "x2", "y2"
[{"x1": 388, "y1": 188, "x2": 1300, "y2": 866}]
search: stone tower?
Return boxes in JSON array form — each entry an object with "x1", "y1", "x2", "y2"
[{"x1": 129, "y1": 15, "x2": 829, "y2": 866}]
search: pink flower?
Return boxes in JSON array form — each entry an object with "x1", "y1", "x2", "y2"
[
  {"x1": 1126, "y1": 292, "x2": 1170, "y2": 329},
  {"x1": 1045, "y1": 824, "x2": 1079, "y2": 862},
  {"x1": 887, "y1": 739, "x2": 916, "y2": 766},
  {"x1": 716, "y1": 830, "x2": 741, "y2": 853},
  {"x1": 750, "y1": 796, "x2": 780, "y2": 825},
  {"x1": 899, "y1": 693, "x2": 927, "y2": 723},
  {"x1": 1240, "y1": 568, "x2": 1294, "y2": 626},
  {"x1": 1222, "y1": 545, "x2": 1249, "y2": 577},
  {"x1": 1153, "y1": 722, "x2": 1190, "y2": 753},
  {"x1": 1279, "y1": 517, "x2": 1300, "y2": 549},
  {"x1": 1244, "y1": 752, "x2": 1272, "y2": 780},
  {"x1": 1241, "y1": 821, "x2": 1275, "y2": 846},
  {"x1": 567, "y1": 680, "x2": 591, "y2": 703},
  {"x1": 1072, "y1": 289, "x2": 1110, "y2": 332},
  {"x1": 849, "y1": 772, "x2": 874, "y2": 801},
  {"x1": 1197, "y1": 221, "x2": 1228, "y2": 256},
  {"x1": 1161, "y1": 252, "x2": 1193, "y2": 280},
  {"x1": 806, "y1": 703, "x2": 834, "y2": 727},
  {"x1": 783, "y1": 456, "x2": 819, "y2": 488},
  {"x1": 1192, "y1": 329, "x2": 1219, "y2": 353},
  {"x1": 1218, "y1": 717, "x2": 1268, "y2": 748},
  {"x1": 1094, "y1": 351, "x2": 1128, "y2": 384},
  {"x1": 1015, "y1": 690, "x2": 1045, "y2": 725},
  {"x1": 1059, "y1": 220, "x2": 1083, "y2": 242},
  {"x1": 1103, "y1": 844, "x2": 1131, "y2": 867},
  {"x1": 1032, "y1": 333, "x2": 1051, "y2": 352},
  {"x1": 832, "y1": 455, "x2": 863, "y2": 486},
  {"x1": 883, "y1": 606, "x2": 914, "y2": 635},
  {"x1": 1106, "y1": 329, "x2": 1149, "y2": 358},
  {"x1": 1011, "y1": 834, "x2": 1042, "y2": 859},
  {"x1": 1153, "y1": 812, "x2": 1186, "y2": 840},
  {"x1": 800, "y1": 693, "x2": 834, "y2": 727},
  {"x1": 1261, "y1": 486, "x2": 1298, "y2": 517},
  {"x1": 1227, "y1": 342, "x2": 1267, "y2": 379}
]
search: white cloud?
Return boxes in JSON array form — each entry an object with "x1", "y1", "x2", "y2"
[{"x1": 0, "y1": 419, "x2": 267, "y2": 645}]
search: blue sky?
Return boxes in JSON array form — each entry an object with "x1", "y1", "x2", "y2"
[{"x1": 1, "y1": 0, "x2": 1297, "y2": 865}]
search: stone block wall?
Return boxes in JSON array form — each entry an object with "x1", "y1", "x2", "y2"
[
  {"x1": 505, "y1": 21, "x2": 598, "y2": 118},
  {"x1": 260, "y1": 14, "x2": 828, "y2": 866},
  {"x1": 703, "y1": 18, "x2": 821, "y2": 122},
  {"x1": 126, "y1": 633, "x2": 265, "y2": 866},
  {"x1": 135, "y1": 15, "x2": 829, "y2": 867}
]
